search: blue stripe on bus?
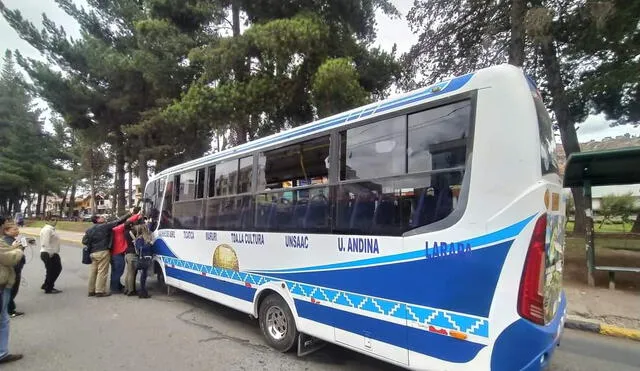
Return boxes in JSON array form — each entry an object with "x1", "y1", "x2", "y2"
[
  {"x1": 254, "y1": 213, "x2": 535, "y2": 274},
  {"x1": 165, "y1": 266, "x2": 256, "y2": 302},
  {"x1": 295, "y1": 300, "x2": 485, "y2": 363},
  {"x1": 153, "y1": 238, "x2": 178, "y2": 259},
  {"x1": 265, "y1": 239, "x2": 513, "y2": 317},
  {"x1": 160, "y1": 254, "x2": 490, "y2": 334},
  {"x1": 156, "y1": 73, "x2": 475, "y2": 176}
]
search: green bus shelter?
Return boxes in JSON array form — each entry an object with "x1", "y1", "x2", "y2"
[{"x1": 563, "y1": 146, "x2": 640, "y2": 288}]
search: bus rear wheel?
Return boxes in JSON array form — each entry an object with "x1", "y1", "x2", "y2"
[{"x1": 259, "y1": 294, "x2": 298, "y2": 352}]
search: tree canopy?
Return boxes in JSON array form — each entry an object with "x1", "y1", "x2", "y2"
[
  {"x1": 0, "y1": 0, "x2": 401, "y2": 215},
  {"x1": 0, "y1": 50, "x2": 67, "y2": 215},
  {"x1": 401, "y1": 0, "x2": 639, "y2": 235}
]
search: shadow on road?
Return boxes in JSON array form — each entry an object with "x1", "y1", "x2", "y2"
[{"x1": 152, "y1": 280, "x2": 402, "y2": 370}]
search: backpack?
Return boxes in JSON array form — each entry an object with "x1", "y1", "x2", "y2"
[
  {"x1": 135, "y1": 237, "x2": 153, "y2": 270},
  {"x1": 82, "y1": 226, "x2": 95, "y2": 265},
  {"x1": 82, "y1": 246, "x2": 92, "y2": 264}
]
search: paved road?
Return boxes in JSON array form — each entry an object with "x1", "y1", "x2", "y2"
[{"x1": 4, "y1": 242, "x2": 639, "y2": 371}]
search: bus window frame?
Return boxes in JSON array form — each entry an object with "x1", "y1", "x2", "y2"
[
  {"x1": 334, "y1": 93, "x2": 477, "y2": 237},
  {"x1": 153, "y1": 90, "x2": 477, "y2": 236}
]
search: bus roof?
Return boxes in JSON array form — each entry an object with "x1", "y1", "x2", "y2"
[{"x1": 151, "y1": 64, "x2": 519, "y2": 181}]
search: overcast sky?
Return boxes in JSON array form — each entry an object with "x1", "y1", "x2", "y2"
[{"x1": 1, "y1": 0, "x2": 638, "y2": 142}]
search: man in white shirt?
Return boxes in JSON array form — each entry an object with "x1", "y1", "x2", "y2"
[{"x1": 39, "y1": 219, "x2": 62, "y2": 294}]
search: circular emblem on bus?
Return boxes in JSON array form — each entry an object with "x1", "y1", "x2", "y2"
[{"x1": 212, "y1": 243, "x2": 240, "y2": 271}]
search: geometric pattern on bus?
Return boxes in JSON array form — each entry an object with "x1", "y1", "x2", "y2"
[{"x1": 161, "y1": 256, "x2": 489, "y2": 339}]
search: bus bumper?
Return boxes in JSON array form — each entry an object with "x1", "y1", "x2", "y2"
[{"x1": 491, "y1": 291, "x2": 567, "y2": 371}]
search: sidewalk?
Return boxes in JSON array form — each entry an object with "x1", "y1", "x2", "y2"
[
  {"x1": 20, "y1": 227, "x2": 83, "y2": 245},
  {"x1": 564, "y1": 283, "x2": 640, "y2": 340}
]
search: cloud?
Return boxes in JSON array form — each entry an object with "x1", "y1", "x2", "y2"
[
  {"x1": 0, "y1": 0, "x2": 85, "y2": 127},
  {"x1": 0, "y1": 0, "x2": 83, "y2": 62},
  {"x1": 375, "y1": 0, "x2": 417, "y2": 55},
  {"x1": 577, "y1": 114, "x2": 640, "y2": 142}
]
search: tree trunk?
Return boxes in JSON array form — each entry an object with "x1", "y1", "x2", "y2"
[
  {"x1": 42, "y1": 194, "x2": 47, "y2": 218},
  {"x1": 231, "y1": 0, "x2": 250, "y2": 146},
  {"x1": 631, "y1": 213, "x2": 640, "y2": 233},
  {"x1": 113, "y1": 157, "x2": 119, "y2": 214},
  {"x1": 128, "y1": 162, "x2": 133, "y2": 208},
  {"x1": 232, "y1": 0, "x2": 241, "y2": 37},
  {"x1": 116, "y1": 131, "x2": 126, "y2": 215},
  {"x1": 68, "y1": 182, "x2": 77, "y2": 218},
  {"x1": 36, "y1": 193, "x2": 42, "y2": 218},
  {"x1": 538, "y1": 38, "x2": 586, "y2": 235},
  {"x1": 59, "y1": 186, "x2": 70, "y2": 216},
  {"x1": 24, "y1": 194, "x2": 33, "y2": 216},
  {"x1": 90, "y1": 171, "x2": 97, "y2": 214},
  {"x1": 138, "y1": 153, "x2": 148, "y2": 197},
  {"x1": 509, "y1": 0, "x2": 526, "y2": 66}
]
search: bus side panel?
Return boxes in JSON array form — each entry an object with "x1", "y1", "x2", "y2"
[{"x1": 478, "y1": 183, "x2": 567, "y2": 371}]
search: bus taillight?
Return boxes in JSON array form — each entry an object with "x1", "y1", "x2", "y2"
[{"x1": 518, "y1": 213, "x2": 547, "y2": 325}]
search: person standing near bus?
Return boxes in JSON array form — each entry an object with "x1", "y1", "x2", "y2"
[
  {"x1": 123, "y1": 218, "x2": 143, "y2": 296},
  {"x1": 0, "y1": 216, "x2": 24, "y2": 364},
  {"x1": 39, "y1": 218, "x2": 63, "y2": 294},
  {"x1": 83, "y1": 211, "x2": 133, "y2": 297},
  {"x1": 1, "y1": 222, "x2": 25, "y2": 318},
  {"x1": 110, "y1": 207, "x2": 142, "y2": 294},
  {"x1": 133, "y1": 223, "x2": 154, "y2": 299}
]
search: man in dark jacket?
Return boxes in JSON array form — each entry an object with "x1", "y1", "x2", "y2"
[{"x1": 82, "y1": 212, "x2": 132, "y2": 297}]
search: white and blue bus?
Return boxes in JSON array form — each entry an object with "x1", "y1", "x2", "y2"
[{"x1": 143, "y1": 64, "x2": 566, "y2": 371}]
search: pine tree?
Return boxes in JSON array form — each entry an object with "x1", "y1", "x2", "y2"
[{"x1": 0, "y1": 50, "x2": 66, "y2": 215}]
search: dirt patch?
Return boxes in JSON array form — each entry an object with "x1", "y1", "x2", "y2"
[
  {"x1": 563, "y1": 236, "x2": 640, "y2": 329},
  {"x1": 564, "y1": 237, "x2": 640, "y2": 291}
]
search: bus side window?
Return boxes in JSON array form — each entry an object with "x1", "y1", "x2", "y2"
[
  {"x1": 160, "y1": 180, "x2": 174, "y2": 229},
  {"x1": 257, "y1": 136, "x2": 331, "y2": 233},
  {"x1": 407, "y1": 100, "x2": 470, "y2": 173},
  {"x1": 144, "y1": 179, "x2": 163, "y2": 231}
]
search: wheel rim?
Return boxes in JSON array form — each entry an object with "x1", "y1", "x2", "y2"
[{"x1": 265, "y1": 305, "x2": 287, "y2": 340}]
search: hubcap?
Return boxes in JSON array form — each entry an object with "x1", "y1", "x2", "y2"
[{"x1": 266, "y1": 306, "x2": 287, "y2": 340}]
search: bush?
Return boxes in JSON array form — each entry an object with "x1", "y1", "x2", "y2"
[{"x1": 598, "y1": 192, "x2": 636, "y2": 232}]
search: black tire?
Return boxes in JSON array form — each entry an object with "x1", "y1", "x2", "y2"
[{"x1": 258, "y1": 294, "x2": 298, "y2": 352}]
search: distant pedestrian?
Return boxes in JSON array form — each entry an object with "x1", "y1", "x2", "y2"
[
  {"x1": 39, "y1": 218, "x2": 63, "y2": 294},
  {"x1": 2, "y1": 222, "x2": 25, "y2": 317},
  {"x1": 82, "y1": 211, "x2": 133, "y2": 297},
  {"x1": 133, "y1": 223, "x2": 154, "y2": 299},
  {"x1": 14, "y1": 213, "x2": 23, "y2": 228},
  {"x1": 0, "y1": 216, "x2": 24, "y2": 364},
  {"x1": 110, "y1": 207, "x2": 142, "y2": 294}
]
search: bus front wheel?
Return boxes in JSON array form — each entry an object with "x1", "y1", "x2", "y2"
[{"x1": 258, "y1": 294, "x2": 298, "y2": 352}]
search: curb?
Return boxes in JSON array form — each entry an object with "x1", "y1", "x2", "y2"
[{"x1": 565, "y1": 316, "x2": 640, "y2": 342}]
